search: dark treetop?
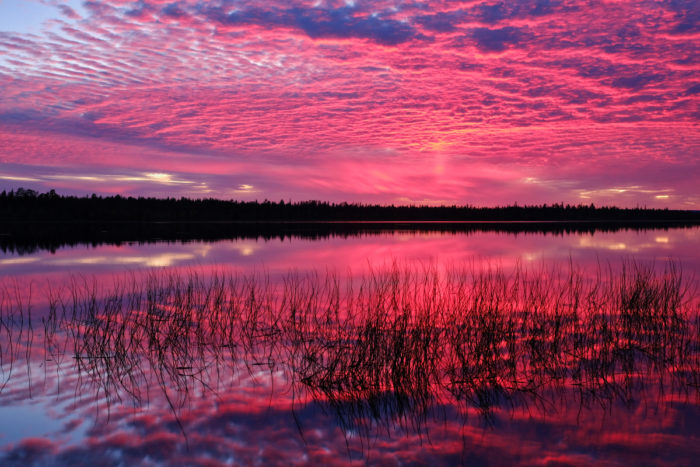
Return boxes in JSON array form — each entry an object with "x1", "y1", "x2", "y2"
[{"x1": 2, "y1": 188, "x2": 699, "y2": 223}]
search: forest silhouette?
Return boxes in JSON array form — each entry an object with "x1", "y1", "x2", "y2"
[{"x1": 2, "y1": 188, "x2": 699, "y2": 223}]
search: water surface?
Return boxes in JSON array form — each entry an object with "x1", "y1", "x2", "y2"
[{"x1": 1, "y1": 225, "x2": 699, "y2": 465}]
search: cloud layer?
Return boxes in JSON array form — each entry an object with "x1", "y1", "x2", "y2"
[{"x1": 0, "y1": 0, "x2": 698, "y2": 206}]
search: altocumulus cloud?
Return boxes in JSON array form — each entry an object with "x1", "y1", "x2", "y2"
[{"x1": 0, "y1": 0, "x2": 698, "y2": 207}]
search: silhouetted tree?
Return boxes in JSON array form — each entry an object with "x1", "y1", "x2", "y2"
[{"x1": 0, "y1": 188, "x2": 698, "y2": 224}]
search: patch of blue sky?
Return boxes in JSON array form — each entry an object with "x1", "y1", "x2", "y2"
[{"x1": 0, "y1": 0, "x2": 84, "y2": 33}]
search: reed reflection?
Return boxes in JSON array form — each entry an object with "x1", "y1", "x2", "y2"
[{"x1": 0, "y1": 261, "x2": 699, "y2": 464}]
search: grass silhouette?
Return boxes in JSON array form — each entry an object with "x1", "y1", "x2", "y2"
[{"x1": 1, "y1": 260, "x2": 698, "y2": 444}]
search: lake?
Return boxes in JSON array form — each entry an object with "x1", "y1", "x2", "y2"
[{"x1": 1, "y1": 224, "x2": 699, "y2": 465}]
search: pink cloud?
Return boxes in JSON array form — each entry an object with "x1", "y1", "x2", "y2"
[{"x1": 0, "y1": 1, "x2": 697, "y2": 207}]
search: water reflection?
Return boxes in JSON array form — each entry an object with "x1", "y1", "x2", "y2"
[
  {"x1": 2, "y1": 226, "x2": 700, "y2": 279},
  {"x1": 2, "y1": 221, "x2": 698, "y2": 257},
  {"x1": 1, "y1": 261, "x2": 699, "y2": 464}
]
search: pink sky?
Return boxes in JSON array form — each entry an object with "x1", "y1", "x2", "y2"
[{"x1": 0, "y1": 0, "x2": 698, "y2": 207}]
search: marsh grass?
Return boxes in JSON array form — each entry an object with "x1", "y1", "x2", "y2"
[{"x1": 0, "y1": 260, "x2": 698, "y2": 443}]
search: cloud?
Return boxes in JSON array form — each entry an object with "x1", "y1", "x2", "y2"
[
  {"x1": 161, "y1": 3, "x2": 188, "y2": 20},
  {"x1": 684, "y1": 83, "x2": 700, "y2": 95},
  {"x1": 668, "y1": 2, "x2": 700, "y2": 35},
  {"x1": 477, "y1": 2, "x2": 507, "y2": 24},
  {"x1": 205, "y1": 5, "x2": 424, "y2": 45},
  {"x1": 471, "y1": 26, "x2": 523, "y2": 52},
  {"x1": 57, "y1": 5, "x2": 81, "y2": 20},
  {"x1": 0, "y1": 0, "x2": 697, "y2": 207},
  {"x1": 415, "y1": 12, "x2": 463, "y2": 32},
  {"x1": 610, "y1": 73, "x2": 665, "y2": 90}
]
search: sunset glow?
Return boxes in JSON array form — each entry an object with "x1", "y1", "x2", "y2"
[{"x1": 1, "y1": 0, "x2": 698, "y2": 206}]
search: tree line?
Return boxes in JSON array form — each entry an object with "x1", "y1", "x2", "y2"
[{"x1": 1, "y1": 188, "x2": 699, "y2": 222}]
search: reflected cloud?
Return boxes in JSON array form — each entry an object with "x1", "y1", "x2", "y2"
[
  {"x1": 232, "y1": 242, "x2": 257, "y2": 257},
  {"x1": 1, "y1": 261, "x2": 699, "y2": 465},
  {"x1": 1, "y1": 227, "x2": 697, "y2": 283},
  {"x1": 0, "y1": 257, "x2": 40, "y2": 265},
  {"x1": 49, "y1": 253, "x2": 197, "y2": 268},
  {"x1": 579, "y1": 236, "x2": 628, "y2": 251},
  {"x1": 135, "y1": 253, "x2": 195, "y2": 268},
  {"x1": 522, "y1": 252, "x2": 542, "y2": 262},
  {"x1": 577, "y1": 234, "x2": 677, "y2": 253}
]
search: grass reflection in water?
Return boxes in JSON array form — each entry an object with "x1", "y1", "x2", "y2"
[{"x1": 1, "y1": 260, "x2": 698, "y2": 448}]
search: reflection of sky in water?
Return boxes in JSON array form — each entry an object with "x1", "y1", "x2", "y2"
[
  {"x1": 1, "y1": 227, "x2": 699, "y2": 279},
  {"x1": 1, "y1": 227, "x2": 699, "y2": 464},
  {"x1": 0, "y1": 405, "x2": 66, "y2": 445},
  {"x1": 1, "y1": 344, "x2": 699, "y2": 465},
  {"x1": 2, "y1": 336, "x2": 699, "y2": 465}
]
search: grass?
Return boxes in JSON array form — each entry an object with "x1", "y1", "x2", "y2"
[{"x1": 1, "y1": 260, "x2": 698, "y2": 440}]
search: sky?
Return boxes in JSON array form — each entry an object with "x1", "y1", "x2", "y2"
[{"x1": 0, "y1": 0, "x2": 698, "y2": 207}]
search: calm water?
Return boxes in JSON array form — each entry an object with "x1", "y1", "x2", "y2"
[{"x1": 1, "y1": 225, "x2": 699, "y2": 465}]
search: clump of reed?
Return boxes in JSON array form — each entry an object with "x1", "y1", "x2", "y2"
[{"x1": 0, "y1": 260, "x2": 698, "y2": 438}]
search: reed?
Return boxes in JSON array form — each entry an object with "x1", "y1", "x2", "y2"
[{"x1": 0, "y1": 260, "x2": 698, "y2": 440}]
